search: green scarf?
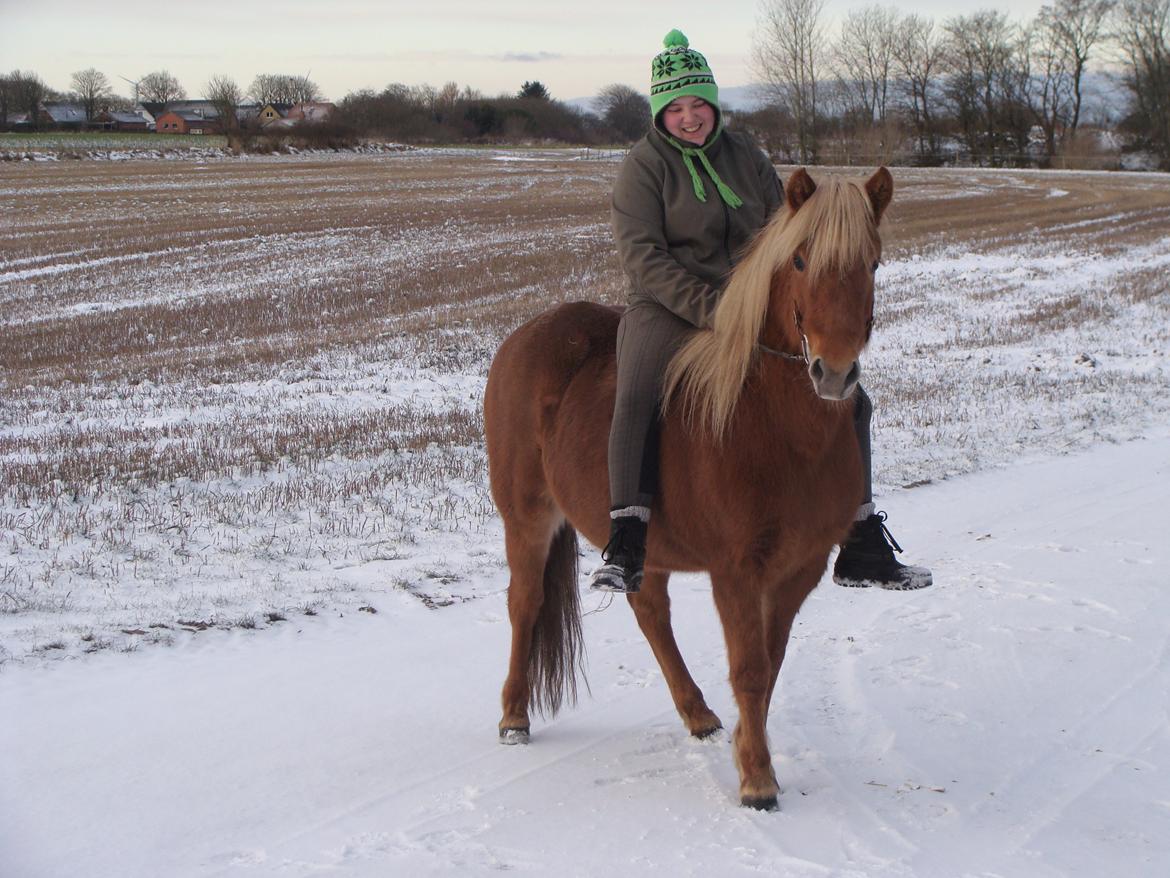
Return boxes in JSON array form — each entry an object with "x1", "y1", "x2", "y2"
[{"x1": 660, "y1": 127, "x2": 744, "y2": 209}]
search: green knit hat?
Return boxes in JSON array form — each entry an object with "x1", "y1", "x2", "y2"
[
  {"x1": 649, "y1": 29, "x2": 720, "y2": 120},
  {"x1": 648, "y1": 29, "x2": 741, "y2": 209}
]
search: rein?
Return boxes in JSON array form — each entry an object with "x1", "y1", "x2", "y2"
[{"x1": 756, "y1": 342, "x2": 807, "y2": 363}]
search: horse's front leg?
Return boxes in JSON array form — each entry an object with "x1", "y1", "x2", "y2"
[
  {"x1": 711, "y1": 570, "x2": 778, "y2": 810},
  {"x1": 764, "y1": 566, "x2": 821, "y2": 707},
  {"x1": 627, "y1": 569, "x2": 722, "y2": 738}
]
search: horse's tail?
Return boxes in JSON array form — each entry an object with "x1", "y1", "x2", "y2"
[{"x1": 529, "y1": 522, "x2": 587, "y2": 717}]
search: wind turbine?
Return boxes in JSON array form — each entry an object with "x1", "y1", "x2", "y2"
[{"x1": 119, "y1": 75, "x2": 141, "y2": 105}]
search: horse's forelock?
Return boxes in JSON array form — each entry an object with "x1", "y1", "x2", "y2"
[{"x1": 795, "y1": 179, "x2": 881, "y2": 284}]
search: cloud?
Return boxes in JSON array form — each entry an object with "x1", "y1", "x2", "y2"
[{"x1": 494, "y1": 51, "x2": 563, "y2": 63}]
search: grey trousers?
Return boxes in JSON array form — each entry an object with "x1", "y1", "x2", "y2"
[{"x1": 609, "y1": 300, "x2": 874, "y2": 511}]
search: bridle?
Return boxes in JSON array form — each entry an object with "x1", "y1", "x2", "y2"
[
  {"x1": 755, "y1": 307, "x2": 875, "y2": 365},
  {"x1": 755, "y1": 308, "x2": 810, "y2": 364}
]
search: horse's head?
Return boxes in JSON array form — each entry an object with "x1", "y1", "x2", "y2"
[
  {"x1": 664, "y1": 166, "x2": 894, "y2": 440},
  {"x1": 766, "y1": 167, "x2": 892, "y2": 401}
]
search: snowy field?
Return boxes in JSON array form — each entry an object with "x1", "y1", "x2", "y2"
[{"x1": 1, "y1": 153, "x2": 1169, "y2": 876}]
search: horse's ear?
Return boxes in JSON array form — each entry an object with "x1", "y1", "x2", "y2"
[
  {"x1": 865, "y1": 167, "x2": 893, "y2": 225},
  {"x1": 786, "y1": 168, "x2": 816, "y2": 212}
]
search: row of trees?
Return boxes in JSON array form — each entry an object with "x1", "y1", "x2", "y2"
[
  {"x1": 0, "y1": 68, "x2": 326, "y2": 128},
  {"x1": 333, "y1": 80, "x2": 649, "y2": 144},
  {"x1": 4, "y1": 2, "x2": 1167, "y2": 167},
  {"x1": 0, "y1": 64, "x2": 647, "y2": 146},
  {"x1": 750, "y1": 0, "x2": 1170, "y2": 168}
]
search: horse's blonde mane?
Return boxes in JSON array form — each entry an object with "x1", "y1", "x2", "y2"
[{"x1": 663, "y1": 176, "x2": 881, "y2": 440}]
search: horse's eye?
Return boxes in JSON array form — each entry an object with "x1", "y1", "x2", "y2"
[{"x1": 794, "y1": 255, "x2": 805, "y2": 272}]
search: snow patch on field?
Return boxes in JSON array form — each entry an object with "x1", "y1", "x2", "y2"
[{"x1": 2, "y1": 214, "x2": 1169, "y2": 663}]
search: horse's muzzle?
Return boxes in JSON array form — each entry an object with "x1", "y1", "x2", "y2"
[{"x1": 809, "y1": 357, "x2": 861, "y2": 401}]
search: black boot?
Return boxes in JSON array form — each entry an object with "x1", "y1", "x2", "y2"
[
  {"x1": 833, "y1": 511, "x2": 933, "y2": 590},
  {"x1": 588, "y1": 516, "x2": 647, "y2": 594}
]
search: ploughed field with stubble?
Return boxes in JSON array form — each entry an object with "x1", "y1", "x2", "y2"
[{"x1": 1, "y1": 152, "x2": 1168, "y2": 662}]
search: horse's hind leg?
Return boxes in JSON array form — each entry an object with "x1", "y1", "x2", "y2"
[
  {"x1": 627, "y1": 570, "x2": 722, "y2": 737},
  {"x1": 499, "y1": 510, "x2": 561, "y2": 743}
]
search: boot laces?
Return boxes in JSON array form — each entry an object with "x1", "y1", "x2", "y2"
[
  {"x1": 601, "y1": 528, "x2": 631, "y2": 563},
  {"x1": 872, "y1": 511, "x2": 904, "y2": 554}
]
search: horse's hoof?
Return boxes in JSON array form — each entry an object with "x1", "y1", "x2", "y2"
[
  {"x1": 691, "y1": 724, "x2": 724, "y2": 741},
  {"x1": 498, "y1": 727, "x2": 530, "y2": 745},
  {"x1": 741, "y1": 794, "x2": 779, "y2": 812}
]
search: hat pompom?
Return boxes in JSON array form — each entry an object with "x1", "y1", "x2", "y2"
[{"x1": 663, "y1": 29, "x2": 689, "y2": 49}]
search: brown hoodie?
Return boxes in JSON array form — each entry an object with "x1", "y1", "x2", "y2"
[{"x1": 610, "y1": 127, "x2": 783, "y2": 329}]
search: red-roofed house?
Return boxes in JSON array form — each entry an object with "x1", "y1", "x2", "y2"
[{"x1": 155, "y1": 109, "x2": 222, "y2": 135}]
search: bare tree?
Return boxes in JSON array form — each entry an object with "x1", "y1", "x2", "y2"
[
  {"x1": 1048, "y1": 0, "x2": 1115, "y2": 132},
  {"x1": 943, "y1": 11, "x2": 1017, "y2": 163},
  {"x1": 249, "y1": 74, "x2": 322, "y2": 106},
  {"x1": 71, "y1": 68, "x2": 112, "y2": 122},
  {"x1": 1028, "y1": 15, "x2": 1073, "y2": 159},
  {"x1": 1017, "y1": 0, "x2": 1114, "y2": 162},
  {"x1": 4, "y1": 70, "x2": 47, "y2": 128},
  {"x1": 832, "y1": 5, "x2": 899, "y2": 125},
  {"x1": 0, "y1": 72, "x2": 11, "y2": 127},
  {"x1": 1001, "y1": 27, "x2": 1039, "y2": 161},
  {"x1": 753, "y1": 0, "x2": 827, "y2": 163},
  {"x1": 893, "y1": 15, "x2": 946, "y2": 161},
  {"x1": 1114, "y1": 0, "x2": 1170, "y2": 167},
  {"x1": 435, "y1": 81, "x2": 460, "y2": 123},
  {"x1": 437, "y1": 81, "x2": 460, "y2": 106},
  {"x1": 139, "y1": 70, "x2": 186, "y2": 104},
  {"x1": 595, "y1": 83, "x2": 650, "y2": 141},
  {"x1": 204, "y1": 75, "x2": 242, "y2": 132},
  {"x1": 249, "y1": 74, "x2": 281, "y2": 105},
  {"x1": 287, "y1": 75, "x2": 322, "y2": 104}
]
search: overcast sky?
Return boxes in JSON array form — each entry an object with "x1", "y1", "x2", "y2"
[{"x1": 1, "y1": 0, "x2": 1048, "y2": 103}]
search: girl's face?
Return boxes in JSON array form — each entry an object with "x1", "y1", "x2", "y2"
[{"x1": 661, "y1": 96, "x2": 716, "y2": 146}]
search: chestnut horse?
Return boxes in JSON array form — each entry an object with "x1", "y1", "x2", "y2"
[{"x1": 484, "y1": 167, "x2": 893, "y2": 810}]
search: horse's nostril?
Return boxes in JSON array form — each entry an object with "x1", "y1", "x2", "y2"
[
  {"x1": 809, "y1": 358, "x2": 824, "y2": 381},
  {"x1": 845, "y1": 360, "x2": 861, "y2": 388}
]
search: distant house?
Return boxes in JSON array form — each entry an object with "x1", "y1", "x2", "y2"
[
  {"x1": 96, "y1": 110, "x2": 149, "y2": 132},
  {"x1": 40, "y1": 103, "x2": 89, "y2": 130},
  {"x1": 138, "y1": 103, "x2": 166, "y2": 130},
  {"x1": 143, "y1": 100, "x2": 257, "y2": 133},
  {"x1": 286, "y1": 102, "x2": 336, "y2": 124},
  {"x1": 256, "y1": 103, "x2": 294, "y2": 128},
  {"x1": 144, "y1": 100, "x2": 222, "y2": 128},
  {"x1": 155, "y1": 109, "x2": 222, "y2": 135},
  {"x1": 2, "y1": 112, "x2": 32, "y2": 132}
]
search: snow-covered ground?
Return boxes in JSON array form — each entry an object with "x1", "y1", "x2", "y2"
[
  {"x1": 2, "y1": 157, "x2": 1169, "y2": 875},
  {"x1": 2, "y1": 431, "x2": 1167, "y2": 877}
]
